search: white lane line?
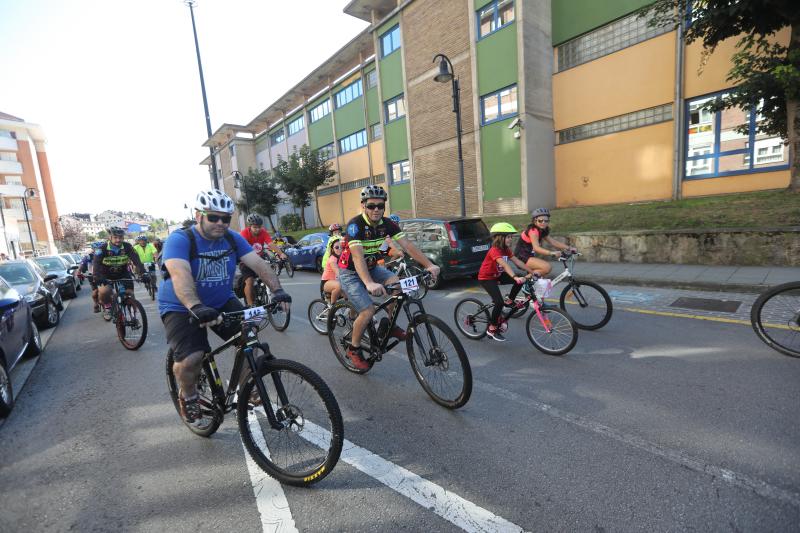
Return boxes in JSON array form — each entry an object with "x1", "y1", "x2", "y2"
[
  {"x1": 299, "y1": 417, "x2": 527, "y2": 532},
  {"x1": 243, "y1": 410, "x2": 298, "y2": 533}
]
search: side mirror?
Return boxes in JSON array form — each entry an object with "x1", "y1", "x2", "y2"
[
  {"x1": 67, "y1": 265, "x2": 78, "y2": 274},
  {"x1": 43, "y1": 274, "x2": 58, "y2": 282}
]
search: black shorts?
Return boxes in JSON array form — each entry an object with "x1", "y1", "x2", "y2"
[
  {"x1": 97, "y1": 277, "x2": 134, "y2": 291},
  {"x1": 162, "y1": 298, "x2": 244, "y2": 362}
]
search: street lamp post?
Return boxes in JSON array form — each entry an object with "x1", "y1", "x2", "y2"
[
  {"x1": 185, "y1": 0, "x2": 219, "y2": 189},
  {"x1": 22, "y1": 188, "x2": 36, "y2": 256},
  {"x1": 432, "y1": 53, "x2": 466, "y2": 218}
]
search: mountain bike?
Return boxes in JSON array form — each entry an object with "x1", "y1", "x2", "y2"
[
  {"x1": 507, "y1": 251, "x2": 612, "y2": 330},
  {"x1": 750, "y1": 281, "x2": 800, "y2": 358},
  {"x1": 251, "y1": 277, "x2": 291, "y2": 331},
  {"x1": 385, "y1": 256, "x2": 431, "y2": 299},
  {"x1": 105, "y1": 278, "x2": 148, "y2": 350},
  {"x1": 267, "y1": 252, "x2": 294, "y2": 278},
  {"x1": 455, "y1": 277, "x2": 578, "y2": 356},
  {"x1": 165, "y1": 306, "x2": 344, "y2": 486},
  {"x1": 141, "y1": 263, "x2": 158, "y2": 301},
  {"x1": 308, "y1": 295, "x2": 334, "y2": 335},
  {"x1": 327, "y1": 272, "x2": 471, "y2": 409}
]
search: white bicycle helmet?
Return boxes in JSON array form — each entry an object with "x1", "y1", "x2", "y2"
[
  {"x1": 360, "y1": 185, "x2": 387, "y2": 202},
  {"x1": 195, "y1": 189, "x2": 234, "y2": 214}
]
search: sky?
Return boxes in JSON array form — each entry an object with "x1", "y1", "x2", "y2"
[{"x1": 0, "y1": 0, "x2": 368, "y2": 222}]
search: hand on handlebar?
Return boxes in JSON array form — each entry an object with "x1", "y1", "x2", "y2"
[
  {"x1": 366, "y1": 281, "x2": 387, "y2": 297},
  {"x1": 190, "y1": 304, "x2": 222, "y2": 328},
  {"x1": 425, "y1": 264, "x2": 440, "y2": 281}
]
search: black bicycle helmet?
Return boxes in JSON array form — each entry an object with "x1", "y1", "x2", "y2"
[
  {"x1": 108, "y1": 226, "x2": 125, "y2": 237},
  {"x1": 246, "y1": 213, "x2": 263, "y2": 226},
  {"x1": 531, "y1": 207, "x2": 550, "y2": 218}
]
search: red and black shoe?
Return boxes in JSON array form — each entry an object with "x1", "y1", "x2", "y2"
[{"x1": 346, "y1": 344, "x2": 370, "y2": 370}]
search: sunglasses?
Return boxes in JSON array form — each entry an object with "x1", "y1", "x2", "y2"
[
  {"x1": 535, "y1": 218, "x2": 550, "y2": 223},
  {"x1": 365, "y1": 203, "x2": 385, "y2": 211},
  {"x1": 204, "y1": 212, "x2": 232, "y2": 224}
]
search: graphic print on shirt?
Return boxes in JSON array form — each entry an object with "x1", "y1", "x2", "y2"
[
  {"x1": 252, "y1": 242, "x2": 263, "y2": 255},
  {"x1": 196, "y1": 250, "x2": 232, "y2": 285}
]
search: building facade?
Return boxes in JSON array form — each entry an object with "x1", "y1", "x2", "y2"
[
  {"x1": 0, "y1": 111, "x2": 61, "y2": 257},
  {"x1": 202, "y1": 0, "x2": 791, "y2": 229}
]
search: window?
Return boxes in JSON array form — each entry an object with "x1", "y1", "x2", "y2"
[
  {"x1": 317, "y1": 184, "x2": 340, "y2": 196},
  {"x1": 370, "y1": 123, "x2": 382, "y2": 140},
  {"x1": 384, "y1": 94, "x2": 406, "y2": 123},
  {"x1": 481, "y1": 85, "x2": 518, "y2": 125},
  {"x1": 556, "y1": 11, "x2": 671, "y2": 72},
  {"x1": 0, "y1": 152, "x2": 18, "y2": 161},
  {"x1": 380, "y1": 25, "x2": 401, "y2": 57},
  {"x1": 685, "y1": 92, "x2": 788, "y2": 179},
  {"x1": 335, "y1": 79, "x2": 363, "y2": 109},
  {"x1": 287, "y1": 116, "x2": 304, "y2": 136},
  {"x1": 309, "y1": 100, "x2": 331, "y2": 123},
  {"x1": 270, "y1": 129, "x2": 285, "y2": 146},
  {"x1": 318, "y1": 143, "x2": 336, "y2": 161},
  {"x1": 341, "y1": 177, "x2": 372, "y2": 191},
  {"x1": 557, "y1": 104, "x2": 672, "y2": 144},
  {"x1": 338, "y1": 130, "x2": 367, "y2": 154},
  {"x1": 477, "y1": 0, "x2": 515, "y2": 39},
  {"x1": 389, "y1": 160, "x2": 411, "y2": 184},
  {"x1": 366, "y1": 70, "x2": 378, "y2": 89}
]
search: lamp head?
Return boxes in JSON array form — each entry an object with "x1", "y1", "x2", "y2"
[{"x1": 433, "y1": 57, "x2": 453, "y2": 83}]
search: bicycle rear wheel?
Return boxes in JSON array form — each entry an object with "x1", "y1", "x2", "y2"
[
  {"x1": 751, "y1": 281, "x2": 800, "y2": 358},
  {"x1": 453, "y1": 298, "x2": 490, "y2": 340},
  {"x1": 406, "y1": 314, "x2": 472, "y2": 409},
  {"x1": 307, "y1": 299, "x2": 329, "y2": 335},
  {"x1": 327, "y1": 300, "x2": 373, "y2": 374},
  {"x1": 559, "y1": 280, "x2": 612, "y2": 330},
  {"x1": 525, "y1": 306, "x2": 578, "y2": 356},
  {"x1": 284, "y1": 260, "x2": 294, "y2": 278},
  {"x1": 117, "y1": 299, "x2": 148, "y2": 350},
  {"x1": 165, "y1": 351, "x2": 223, "y2": 437},
  {"x1": 237, "y1": 358, "x2": 343, "y2": 486}
]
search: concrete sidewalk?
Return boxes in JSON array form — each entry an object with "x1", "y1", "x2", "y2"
[{"x1": 569, "y1": 261, "x2": 800, "y2": 293}]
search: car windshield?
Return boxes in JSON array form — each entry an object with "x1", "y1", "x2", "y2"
[
  {"x1": 35, "y1": 258, "x2": 65, "y2": 270},
  {"x1": 60, "y1": 254, "x2": 75, "y2": 263},
  {"x1": 451, "y1": 219, "x2": 489, "y2": 240},
  {"x1": 0, "y1": 264, "x2": 36, "y2": 284}
]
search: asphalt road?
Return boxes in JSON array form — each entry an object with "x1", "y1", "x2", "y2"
[{"x1": 1, "y1": 272, "x2": 798, "y2": 532}]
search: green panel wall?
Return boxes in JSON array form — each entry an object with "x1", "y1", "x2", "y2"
[
  {"x1": 552, "y1": 0, "x2": 654, "y2": 45},
  {"x1": 384, "y1": 118, "x2": 409, "y2": 164},
  {"x1": 366, "y1": 87, "x2": 379, "y2": 125},
  {"x1": 480, "y1": 116, "x2": 521, "y2": 200},
  {"x1": 475, "y1": 0, "x2": 494, "y2": 8},
  {"x1": 286, "y1": 110, "x2": 304, "y2": 126},
  {"x1": 476, "y1": 23, "x2": 518, "y2": 95},
  {"x1": 379, "y1": 50, "x2": 404, "y2": 100},
  {"x1": 333, "y1": 98, "x2": 366, "y2": 138},
  {"x1": 269, "y1": 123, "x2": 284, "y2": 136},
  {"x1": 389, "y1": 183, "x2": 412, "y2": 211},
  {"x1": 377, "y1": 15, "x2": 399, "y2": 39},
  {"x1": 308, "y1": 113, "x2": 333, "y2": 149}
]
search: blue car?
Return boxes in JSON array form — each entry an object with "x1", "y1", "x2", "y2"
[
  {"x1": 0, "y1": 275, "x2": 42, "y2": 418},
  {"x1": 284, "y1": 232, "x2": 329, "y2": 273}
]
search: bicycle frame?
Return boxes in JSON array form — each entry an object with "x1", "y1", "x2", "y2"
[
  {"x1": 489, "y1": 280, "x2": 555, "y2": 333},
  {"x1": 363, "y1": 278, "x2": 435, "y2": 359}
]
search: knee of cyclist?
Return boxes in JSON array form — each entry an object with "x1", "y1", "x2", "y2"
[{"x1": 359, "y1": 307, "x2": 375, "y2": 320}]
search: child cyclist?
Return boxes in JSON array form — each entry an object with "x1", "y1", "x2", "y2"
[
  {"x1": 320, "y1": 235, "x2": 343, "y2": 304},
  {"x1": 478, "y1": 223, "x2": 536, "y2": 342},
  {"x1": 514, "y1": 207, "x2": 576, "y2": 277}
]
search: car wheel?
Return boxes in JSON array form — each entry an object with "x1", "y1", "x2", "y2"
[
  {"x1": 315, "y1": 256, "x2": 323, "y2": 274},
  {"x1": 0, "y1": 360, "x2": 14, "y2": 418},
  {"x1": 43, "y1": 298, "x2": 60, "y2": 329},
  {"x1": 55, "y1": 292, "x2": 64, "y2": 311},
  {"x1": 67, "y1": 281, "x2": 77, "y2": 299},
  {"x1": 24, "y1": 321, "x2": 42, "y2": 357}
]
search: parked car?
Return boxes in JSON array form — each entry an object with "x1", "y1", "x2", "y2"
[
  {"x1": 32, "y1": 256, "x2": 79, "y2": 299},
  {"x1": 284, "y1": 232, "x2": 329, "y2": 273},
  {"x1": 0, "y1": 260, "x2": 62, "y2": 329},
  {"x1": 0, "y1": 276, "x2": 42, "y2": 417},
  {"x1": 59, "y1": 253, "x2": 84, "y2": 288},
  {"x1": 398, "y1": 217, "x2": 490, "y2": 289}
]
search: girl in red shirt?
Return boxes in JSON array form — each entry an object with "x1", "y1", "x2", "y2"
[{"x1": 478, "y1": 223, "x2": 535, "y2": 342}]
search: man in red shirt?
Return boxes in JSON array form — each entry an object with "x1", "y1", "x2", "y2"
[{"x1": 239, "y1": 214, "x2": 287, "y2": 305}]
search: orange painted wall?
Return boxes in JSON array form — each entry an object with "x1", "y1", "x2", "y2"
[
  {"x1": 15, "y1": 141, "x2": 50, "y2": 249},
  {"x1": 35, "y1": 149, "x2": 60, "y2": 235},
  {"x1": 555, "y1": 122, "x2": 674, "y2": 207},
  {"x1": 553, "y1": 32, "x2": 676, "y2": 130},
  {"x1": 369, "y1": 140, "x2": 385, "y2": 176},
  {"x1": 337, "y1": 148, "x2": 370, "y2": 181},
  {"x1": 317, "y1": 194, "x2": 341, "y2": 228},
  {"x1": 682, "y1": 170, "x2": 790, "y2": 198},
  {"x1": 342, "y1": 188, "x2": 363, "y2": 222},
  {"x1": 684, "y1": 27, "x2": 791, "y2": 99}
]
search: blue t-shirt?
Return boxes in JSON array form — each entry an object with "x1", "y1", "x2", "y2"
[{"x1": 157, "y1": 227, "x2": 253, "y2": 315}]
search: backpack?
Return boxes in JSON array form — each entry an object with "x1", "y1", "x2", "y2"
[{"x1": 161, "y1": 228, "x2": 239, "y2": 280}]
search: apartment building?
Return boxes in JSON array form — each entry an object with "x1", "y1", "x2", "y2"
[
  {"x1": 202, "y1": 0, "x2": 791, "y2": 228},
  {"x1": 0, "y1": 111, "x2": 60, "y2": 257}
]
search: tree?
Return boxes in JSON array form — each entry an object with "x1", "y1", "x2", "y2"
[
  {"x1": 58, "y1": 218, "x2": 86, "y2": 252},
  {"x1": 273, "y1": 144, "x2": 336, "y2": 230},
  {"x1": 645, "y1": 0, "x2": 800, "y2": 191},
  {"x1": 235, "y1": 168, "x2": 281, "y2": 232}
]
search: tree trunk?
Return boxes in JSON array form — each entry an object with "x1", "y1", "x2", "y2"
[
  {"x1": 299, "y1": 204, "x2": 306, "y2": 230},
  {"x1": 788, "y1": 24, "x2": 800, "y2": 192},
  {"x1": 313, "y1": 190, "x2": 322, "y2": 228},
  {"x1": 267, "y1": 214, "x2": 277, "y2": 233}
]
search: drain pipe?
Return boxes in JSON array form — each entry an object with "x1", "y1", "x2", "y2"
[{"x1": 672, "y1": 8, "x2": 686, "y2": 200}]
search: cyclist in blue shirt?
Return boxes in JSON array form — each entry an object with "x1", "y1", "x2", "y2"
[{"x1": 159, "y1": 189, "x2": 292, "y2": 430}]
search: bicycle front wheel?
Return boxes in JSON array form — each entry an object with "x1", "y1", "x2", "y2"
[
  {"x1": 526, "y1": 306, "x2": 578, "y2": 356},
  {"x1": 117, "y1": 299, "x2": 148, "y2": 350},
  {"x1": 453, "y1": 298, "x2": 490, "y2": 340},
  {"x1": 237, "y1": 358, "x2": 343, "y2": 486},
  {"x1": 307, "y1": 299, "x2": 329, "y2": 335},
  {"x1": 284, "y1": 260, "x2": 294, "y2": 278},
  {"x1": 268, "y1": 302, "x2": 291, "y2": 332},
  {"x1": 559, "y1": 280, "x2": 613, "y2": 330},
  {"x1": 165, "y1": 351, "x2": 223, "y2": 437},
  {"x1": 751, "y1": 281, "x2": 800, "y2": 358},
  {"x1": 406, "y1": 314, "x2": 472, "y2": 409}
]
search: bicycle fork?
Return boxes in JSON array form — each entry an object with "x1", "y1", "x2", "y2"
[
  {"x1": 533, "y1": 302, "x2": 553, "y2": 333},
  {"x1": 241, "y1": 327, "x2": 287, "y2": 431}
]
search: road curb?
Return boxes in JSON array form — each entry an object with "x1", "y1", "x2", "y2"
[{"x1": 581, "y1": 275, "x2": 768, "y2": 295}]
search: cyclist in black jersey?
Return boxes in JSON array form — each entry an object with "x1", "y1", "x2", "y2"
[
  {"x1": 93, "y1": 226, "x2": 145, "y2": 315},
  {"x1": 337, "y1": 185, "x2": 439, "y2": 370}
]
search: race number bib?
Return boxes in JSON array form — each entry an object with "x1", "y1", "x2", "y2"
[
  {"x1": 400, "y1": 276, "x2": 419, "y2": 294},
  {"x1": 244, "y1": 306, "x2": 266, "y2": 320}
]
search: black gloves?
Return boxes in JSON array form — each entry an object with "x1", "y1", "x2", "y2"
[
  {"x1": 190, "y1": 304, "x2": 220, "y2": 324},
  {"x1": 270, "y1": 289, "x2": 292, "y2": 304}
]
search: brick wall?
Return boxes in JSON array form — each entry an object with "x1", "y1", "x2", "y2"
[{"x1": 403, "y1": 0, "x2": 480, "y2": 217}]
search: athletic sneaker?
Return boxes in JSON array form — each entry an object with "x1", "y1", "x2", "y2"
[
  {"x1": 178, "y1": 395, "x2": 212, "y2": 430},
  {"x1": 390, "y1": 326, "x2": 407, "y2": 341},
  {"x1": 487, "y1": 326, "x2": 506, "y2": 342},
  {"x1": 93, "y1": 303, "x2": 100, "y2": 313},
  {"x1": 346, "y1": 344, "x2": 370, "y2": 370}
]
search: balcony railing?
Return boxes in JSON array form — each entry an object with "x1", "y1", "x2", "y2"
[
  {"x1": 0, "y1": 137, "x2": 18, "y2": 151},
  {"x1": 0, "y1": 160, "x2": 23, "y2": 175}
]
